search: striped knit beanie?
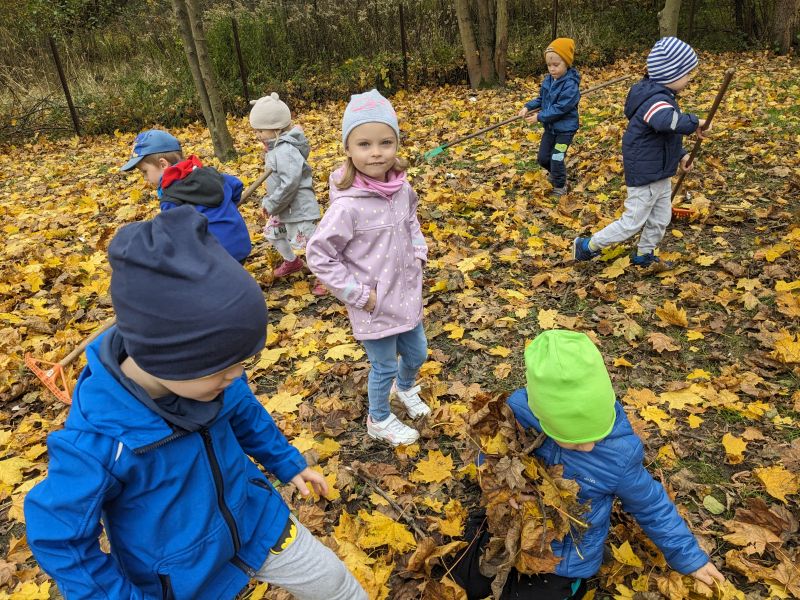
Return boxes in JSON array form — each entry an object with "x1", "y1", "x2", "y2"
[{"x1": 646, "y1": 37, "x2": 698, "y2": 85}]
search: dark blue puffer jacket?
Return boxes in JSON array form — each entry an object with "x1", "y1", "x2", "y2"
[
  {"x1": 25, "y1": 331, "x2": 308, "y2": 599},
  {"x1": 524, "y1": 68, "x2": 581, "y2": 134},
  {"x1": 507, "y1": 389, "x2": 709, "y2": 579},
  {"x1": 622, "y1": 77, "x2": 699, "y2": 187}
]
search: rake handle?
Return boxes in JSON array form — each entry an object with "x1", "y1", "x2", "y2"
[
  {"x1": 239, "y1": 168, "x2": 272, "y2": 205},
  {"x1": 435, "y1": 74, "x2": 632, "y2": 153},
  {"x1": 671, "y1": 68, "x2": 735, "y2": 202}
]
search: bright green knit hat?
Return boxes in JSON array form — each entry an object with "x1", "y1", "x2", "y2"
[{"x1": 525, "y1": 330, "x2": 616, "y2": 444}]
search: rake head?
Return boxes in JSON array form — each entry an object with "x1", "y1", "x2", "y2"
[
  {"x1": 422, "y1": 146, "x2": 446, "y2": 160},
  {"x1": 25, "y1": 354, "x2": 73, "y2": 404}
]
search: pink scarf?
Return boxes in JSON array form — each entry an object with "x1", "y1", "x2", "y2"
[{"x1": 352, "y1": 168, "x2": 406, "y2": 199}]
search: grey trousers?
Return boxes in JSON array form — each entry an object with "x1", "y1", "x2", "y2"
[
  {"x1": 591, "y1": 177, "x2": 672, "y2": 254},
  {"x1": 254, "y1": 515, "x2": 367, "y2": 600}
]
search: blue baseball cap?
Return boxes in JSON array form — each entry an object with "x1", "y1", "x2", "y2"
[{"x1": 120, "y1": 129, "x2": 182, "y2": 171}]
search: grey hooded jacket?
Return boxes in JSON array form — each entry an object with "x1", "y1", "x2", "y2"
[{"x1": 262, "y1": 127, "x2": 321, "y2": 223}]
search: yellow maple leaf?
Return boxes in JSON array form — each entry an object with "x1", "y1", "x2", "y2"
[
  {"x1": 655, "y1": 300, "x2": 689, "y2": 327},
  {"x1": 753, "y1": 465, "x2": 799, "y2": 503},
  {"x1": 325, "y1": 343, "x2": 365, "y2": 361},
  {"x1": 537, "y1": 308, "x2": 558, "y2": 329},
  {"x1": 260, "y1": 391, "x2": 304, "y2": 414},
  {"x1": 722, "y1": 433, "x2": 748, "y2": 464},
  {"x1": 0, "y1": 457, "x2": 32, "y2": 487},
  {"x1": 487, "y1": 345, "x2": 511, "y2": 358},
  {"x1": 437, "y1": 498, "x2": 466, "y2": 537},
  {"x1": 443, "y1": 323, "x2": 465, "y2": 340},
  {"x1": 357, "y1": 509, "x2": 417, "y2": 552},
  {"x1": 770, "y1": 331, "x2": 800, "y2": 364},
  {"x1": 600, "y1": 255, "x2": 630, "y2": 279},
  {"x1": 686, "y1": 330, "x2": 705, "y2": 341},
  {"x1": 687, "y1": 414, "x2": 704, "y2": 428},
  {"x1": 611, "y1": 540, "x2": 643, "y2": 568},
  {"x1": 410, "y1": 450, "x2": 454, "y2": 484},
  {"x1": 613, "y1": 357, "x2": 634, "y2": 367}
]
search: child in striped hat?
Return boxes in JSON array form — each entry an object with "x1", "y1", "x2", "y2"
[{"x1": 573, "y1": 37, "x2": 710, "y2": 269}]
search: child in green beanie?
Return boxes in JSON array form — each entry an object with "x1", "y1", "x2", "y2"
[{"x1": 453, "y1": 330, "x2": 725, "y2": 599}]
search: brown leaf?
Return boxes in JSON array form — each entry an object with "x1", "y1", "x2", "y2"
[{"x1": 648, "y1": 332, "x2": 680, "y2": 353}]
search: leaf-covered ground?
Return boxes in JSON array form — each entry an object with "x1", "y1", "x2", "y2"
[{"x1": 1, "y1": 51, "x2": 798, "y2": 599}]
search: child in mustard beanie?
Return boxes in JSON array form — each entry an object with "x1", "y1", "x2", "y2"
[
  {"x1": 519, "y1": 38, "x2": 581, "y2": 196},
  {"x1": 510, "y1": 330, "x2": 724, "y2": 591},
  {"x1": 453, "y1": 330, "x2": 726, "y2": 599}
]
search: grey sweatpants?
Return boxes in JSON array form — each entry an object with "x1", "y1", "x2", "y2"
[
  {"x1": 591, "y1": 177, "x2": 672, "y2": 254},
  {"x1": 254, "y1": 515, "x2": 367, "y2": 600}
]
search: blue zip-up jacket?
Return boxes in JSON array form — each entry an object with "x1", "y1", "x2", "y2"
[
  {"x1": 24, "y1": 331, "x2": 308, "y2": 600},
  {"x1": 621, "y1": 77, "x2": 699, "y2": 187},
  {"x1": 524, "y1": 68, "x2": 581, "y2": 134},
  {"x1": 159, "y1": 167, "x2": 251, "y2": 262},
  {"x1": 507, "y1": 389, "x2": 709, "y2": 579}
]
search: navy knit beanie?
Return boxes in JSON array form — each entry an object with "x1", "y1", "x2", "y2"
[
  {"x1": 646, "y1": 37, "x2": 698, "y2": 85},
  {"x1": 108, "y1": 206, "x2": 267, "y2": 380}
]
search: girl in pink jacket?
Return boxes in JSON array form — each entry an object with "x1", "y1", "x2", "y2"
[{"x1": 307, "y1": 90, "x2": 429, "y2": 446}]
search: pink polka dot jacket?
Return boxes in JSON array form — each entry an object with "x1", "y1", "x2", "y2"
[{"x1": 307, "y1": 169, "x2": 428, "y2": 340}]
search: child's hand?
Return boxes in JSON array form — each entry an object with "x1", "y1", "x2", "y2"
[
  {"x1": 679, "y1": 154, "x2": 693, "y2": 173},
  {"x1": 525, "y1": 112, "x2": 539, "y2": 123},
  {"x1": 697, "y1": 119, "x2": 712, "y2": 139},
  {"x1": 363, "y1": 289, "x2": 377, "y2": 312},
  {"x1": 518, "y1": 107, "x2": 529, "y2": 117},
  {"x1": 260, "y1": 207, "x2": 270, "y2": 223},
  {"x1": 290, "y1": 467, "x2": 328, "y2": 498},
  {"x1": 690, "y1": 562, "x2": 725, "y2": 586}
]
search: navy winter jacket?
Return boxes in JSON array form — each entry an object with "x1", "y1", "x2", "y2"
[
  {"x1": 524, "y1": 68, "x2": 581, "y2": 134},
  {"x1": 24, "y1": 331, "x2": 308, "y2": 600},
  {"x1": 160, "y1": 168, "x2": 251, "y2": 262},
  {"x1": 507, "y1": 390, "x2": 709, "y2": 579},
  {"x1": 622, "y1": 77, "x2": 699, "y2": 187}
]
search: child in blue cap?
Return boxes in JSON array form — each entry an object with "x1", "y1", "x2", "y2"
[
  {"x1": 121, "y1": 129, "x2": 252, "y2": 263},
  {"x1": 25, "y1": 206, "x2": 366, "y2": 600}
]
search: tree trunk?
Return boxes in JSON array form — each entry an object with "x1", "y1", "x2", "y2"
[
  {"x1": 476, "y1": 0, "x2": 496, "y2": 84},
  {"x1": 658, "y1": 0, "x2": 682, "y2": 37},
  {"x1": 770, "y1": 0, "x2": 800, "y2": 53},
  {"x1": 494, "y1": 0, "x2": 508, "y2": 85},
  {"x1": 455, "y1": 0, "x2": 482, "y2": 88},
  {"x1": 172, "y1": 0, "x2": 235, "y2": 161}
]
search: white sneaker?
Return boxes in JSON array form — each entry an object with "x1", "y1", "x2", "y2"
[
  {"x1": 391, "y1": 383, "x2": 431, "y2": 419},
  {"x1": 367, "y1": 413, "x2": 419, "y2": 446}
]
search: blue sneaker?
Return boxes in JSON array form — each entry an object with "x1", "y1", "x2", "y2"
[
  {"x1": 631, "y1": 251, "x2": 673, "y2": 270},
  {"x1": 573, "y1": 237, "x2": 600, "y2": 261}
]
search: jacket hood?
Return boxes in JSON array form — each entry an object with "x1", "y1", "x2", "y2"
[
  {"x1": 161, "y1": 166, "x2": 225, "y2": 208},
  {"x1": 624, "y1": 78, "x2": 674, "y2": 120},
  {"x1": 66, "y1": 331, "x2": 174, "y2": 450},
  {"x1": 560, "y1": 67, "x2": 581, "y2": 85},
  {"x1": 270, "y1": 126, "x2": 310, "y2": 159}
]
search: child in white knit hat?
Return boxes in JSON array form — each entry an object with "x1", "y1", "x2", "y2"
[{"x1": 250, "y1": 93, "x2": 326, "y2": 295}]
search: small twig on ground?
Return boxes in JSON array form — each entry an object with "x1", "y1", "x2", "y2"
[{"x1": 345, "y1": 465, "x2": 427, "y2": 539}]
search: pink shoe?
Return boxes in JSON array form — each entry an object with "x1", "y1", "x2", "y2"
[
  {"x1": 273, "y1": 257, "x2": 305, "y2": 278},
  {"x1": 311, "y1": 280, "x2": 328, "y2": 296}
]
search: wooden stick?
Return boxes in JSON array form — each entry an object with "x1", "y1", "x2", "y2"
[
  {"x1": 240, "y1": 168, "x2": 271, "y2": 205},
  {"x1": 345, "y1": 465, "x2": 427, "y2": 539},
  {"x1": 671, "y1": 68, "x2": 735, "y2": 204}
]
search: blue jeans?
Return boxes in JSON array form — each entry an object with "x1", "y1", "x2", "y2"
[
  {"x1": 361, "y1": 322, "x2": 427, "y2": 421},
  {"x1": 537, "y1": 131, "x2": 574, "y2": 188}
]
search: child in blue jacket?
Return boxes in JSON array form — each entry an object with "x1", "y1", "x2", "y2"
[
  {"x1": 121, "y1": 129, "x2": 252, "y2": 263},
  {"x1": 24, "y1": 207, "x2": 365, "y2": 600},
  {"x1": 453, "y1": 330, "x2": 725, "y2": 599},
  {"x1": 574, "y1": 37, "x2": 709, "y2": 269},
  {"x1": 519, "y1": 38, "x2": 581, "y2": 196}
]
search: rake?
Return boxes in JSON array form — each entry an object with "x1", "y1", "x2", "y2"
[
  {"x1": 671, "y1": 68, "x2": 735, "y2": 220},
  {"x1": 25, "y1": 168, "x2": 272, "y2": 404},
  {"x1": 422, "y1": 74, "x2": 631, "y2": 161}
]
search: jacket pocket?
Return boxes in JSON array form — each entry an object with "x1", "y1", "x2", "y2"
[
  {"x1": 249, "y1": 477, "x2": 272, "y2": 492},
  {"x1": 159, "y1": 573, "x2": 175, "y2": 600}
]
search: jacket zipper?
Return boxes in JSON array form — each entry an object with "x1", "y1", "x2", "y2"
[
  {"x1": 200, "y1": 428, "x2": 242, "y2": 553},
  {"x1": 133, "y1": 430, "x2": 189, "y2": 455}
]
